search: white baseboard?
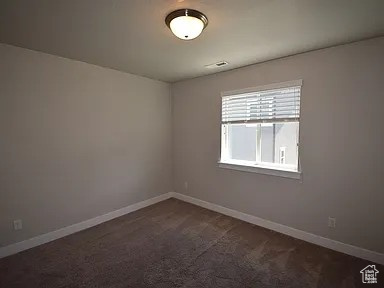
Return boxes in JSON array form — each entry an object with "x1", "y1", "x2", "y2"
[
  {"x1": 2, "y1": 192, "x2": 383, "y2": 265},
  {"x1": 0, "y1": 192, "x2": 172, "y2": 259},
  {"x1": 170, "y1": 192, "x2": 384, "y2": 265}
]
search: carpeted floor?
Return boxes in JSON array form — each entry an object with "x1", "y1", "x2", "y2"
[{"x1": 0, "y1": 198, "x2": 382, "y2": 288}]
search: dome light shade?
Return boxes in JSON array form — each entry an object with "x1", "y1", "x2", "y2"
[{"x1": 165, "y1": 9, "x2": 208, "y2": 40}]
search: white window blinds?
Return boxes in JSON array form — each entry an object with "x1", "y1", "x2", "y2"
[{"x1": 222, "y1": 83, "x2": 301, "y2": 124}]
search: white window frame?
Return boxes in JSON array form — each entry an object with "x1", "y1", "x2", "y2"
[{"x1": 218, "y1": 80, "x2": 302, "y2": 180}]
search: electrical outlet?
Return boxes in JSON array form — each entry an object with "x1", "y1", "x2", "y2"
[
  {"x1": 184, "y1": 181, "x2": 188, "y2": 190},
  {"x1": 13, "y1": 219, "x2": 23, "y2": 230},
  {"x1": 328, "y1": 217, "x2": 336, "y2": 228}
]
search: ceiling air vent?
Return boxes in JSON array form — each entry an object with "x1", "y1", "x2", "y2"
[{"x1": 205, "y1": 61, "x2": 229, "y2": 69}]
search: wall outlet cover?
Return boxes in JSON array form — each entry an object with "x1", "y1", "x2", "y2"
[
  {"x1": 328, "y1": 217, "x2": 336, "y2": 228},
  {"x1": 13, "y1": 220, "x2": 23, "y2": 230}
]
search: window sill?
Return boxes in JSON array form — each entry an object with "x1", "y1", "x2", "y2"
[{"x1": 218, "y1": 161, "x2": 301, "y2": 180}]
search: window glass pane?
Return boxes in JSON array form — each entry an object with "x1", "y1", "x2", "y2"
[
  {"x1": 260, "y1": 124, "x2": 274, "y2": 163},
  {"x1": 229, "y1": 124, "x2": 257, "y2": 162},
  {"x1": 221, "y1": 122, "x2": 299, "y2": 170},
  {"x1": 261, "y1": 122, "x2": 299, "y2": 168}
]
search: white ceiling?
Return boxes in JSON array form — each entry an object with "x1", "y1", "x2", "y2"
[{"x1": 1, "y1": 0, "x2": 383, "y2": 82}]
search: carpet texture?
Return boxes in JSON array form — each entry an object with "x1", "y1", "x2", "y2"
[{"x1": 0, "y1": 198, "x2": 382, "y2": 288}]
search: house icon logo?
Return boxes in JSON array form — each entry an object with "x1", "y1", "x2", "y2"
[{"x1": 360, "y1": 265, "x2": 379, "y2": 284}]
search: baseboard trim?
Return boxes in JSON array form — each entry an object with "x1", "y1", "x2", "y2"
[
  {"x1": 0, "y1": 192, "x2": 172, "y2": 259},
  {"x1": 2, "y1": 192, "x2": 382, "y2": 265},
  {"x1": 170, "y1": 192, "x2": 384, "y2": 265}
]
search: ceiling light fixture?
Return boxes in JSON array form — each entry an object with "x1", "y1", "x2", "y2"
[{"x1": 165, "y1": 9, "x2": 208, "y2": 40}]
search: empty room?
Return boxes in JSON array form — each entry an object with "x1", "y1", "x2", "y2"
[{"x1": 0, "y1": 0, "x2": 383, "y2": 287}]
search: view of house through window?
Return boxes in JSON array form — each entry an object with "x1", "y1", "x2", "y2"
[{"x1": 220, "y1": 81, "x2": 301, "y2": 172}]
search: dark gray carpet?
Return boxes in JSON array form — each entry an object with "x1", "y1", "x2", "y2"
[{"x1": 0, "y1": 198, "x2": 382, "y2": 288}]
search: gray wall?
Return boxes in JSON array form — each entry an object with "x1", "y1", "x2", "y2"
[
  {"x1": 172, "y1": 37, "x2": 384, "y2": 253},
  {"x1": 0, "y1": 44, "x2": 172, "y2": 247}
]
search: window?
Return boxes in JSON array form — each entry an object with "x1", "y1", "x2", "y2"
[{"x1": 220, "y1": 80, "x2": 301, "y2": 177}]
